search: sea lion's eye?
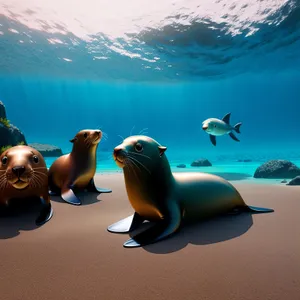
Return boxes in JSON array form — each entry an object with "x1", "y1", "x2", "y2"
[
  {"x1": 214, "y1": 125, "x2": 217, "y2": 128},
  {"x1": 135, "y1": 143, "x2": 143, "y2": 152},
  {"x1": 84, "y1": 133, "x2": 88, "y2": 138},
  {"x1": 33, "y1": 155, "x2": 39, "y2": 164},
  {"x1": 1, "y1": 156, "x2": 8, "y2": 165}
]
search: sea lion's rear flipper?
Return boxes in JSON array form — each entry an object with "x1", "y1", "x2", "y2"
[
  {"x1": 209, "y1": 134, "x2": 217, "y2": 146},
  {"x1": 246, "y1": 205, "x2": 274, "y2": 213},
  {"x1": 61, "y1": 186, "x2": 81, "y2": 205},
  {"x1": 87, "y1": 178, "x2": 112, "y2": 194},
  {"x1": 36, "y1": 197, "x2": 53, "y2": 226},
  {"x1": 107, "y1": 213, "x2": 144, "y2": 233},
  {"x1": 123, "y1": 204, "x2": 181, "y2": 248},
  {"x1": 229, "y1": 132, "x2": 240, "y2": 142}
]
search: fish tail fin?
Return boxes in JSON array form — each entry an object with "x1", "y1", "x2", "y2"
[{"x1": 234, "y1": 122, "x2": 242, "y2": 133}]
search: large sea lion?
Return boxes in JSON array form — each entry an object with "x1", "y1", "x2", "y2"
[
  {"x1": 0, "y1": 145, "x2": 53, "y2": 225},
  {"x1": 107, "y1": 135, "x2": 274, "y2": 248},
  {"x1": 48, "y1": 129, "x2": 112, "y2": 205}
]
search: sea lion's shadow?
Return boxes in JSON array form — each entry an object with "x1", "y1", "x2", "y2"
[
  {"x1": 0, "y1": 198, "x2": 42, "y2": 239},
  {"x1": 50, "y1": 191, "x2": 102, "y2": 206},
  {"x1": 141, "y1": 213, "x2": 253, "y2": 254}
]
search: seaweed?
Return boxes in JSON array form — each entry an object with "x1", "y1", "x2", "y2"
[
  {"x1": 0, "y1": 118, "x2": 10, "y2": 128},
  {"x1": 0, "y1": 142, "x2": 25, "y2": 154},
  {"x1": 0, "y1": 145, "x2": 12, "y2": 154}
]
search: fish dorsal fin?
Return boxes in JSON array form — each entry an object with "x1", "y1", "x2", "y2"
[{"x1": 222, "y1": 113, "x2": 231, "y2": 124}]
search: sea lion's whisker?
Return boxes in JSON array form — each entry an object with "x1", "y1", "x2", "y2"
[
  {"x1": 127, "y1": 156, "x2": 151, "y2": 175},
  {"x1": 139, "y1": 128, "x2": 148, "y2": 135},
  {"x1": 31, "y1": 175, "x2": 43, "y2": 188},
  {"x1": 0, "y1": 180, "x2": 6, "y2": 190},
  {"x1": 117, "y1": 135, "x2": 125, "y2": 143},
  {"x1": 130, "y1": 125, "x2": 135, "y2": 136},
  {"x1": 125, "y1": 159, "x2": 139, "y2": 179},
  {"x1": 33, "y1": 167, "x2": 47, "y2": 170},
  {"x1": 127, "y1": 151, "x2": 152, "y2": 160},
  {"x1": 33, "y1": 171, "x2": 48, "y2": 177},
  {"x1": 0, "y1": 178, "x2": 7, "y2": 190}
]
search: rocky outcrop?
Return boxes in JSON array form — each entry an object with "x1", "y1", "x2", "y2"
[
  {"x1": 29, "y1": 143, "x2": 63, "y2": 157},
  {"x1": 254, "y1": 160, "x2": 300, "y2": 179},
  {"x1": 0, "y1": 101, "x2": 27, "y2": 153},
  {"x1": 177, "y1": 164, "x2": 186, "y2": 168},
  {"x1": 287, "y1": 176, "x2": 300, "y2": 186},
  {"x1": 191, "y1": 159, "x2": 212, "y2": 167}
]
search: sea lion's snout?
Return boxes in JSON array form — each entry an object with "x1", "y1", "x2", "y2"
[
  {"x1": 92, "y1": 130, "x2": 102, "y2": 144},
  {"x1": 113, "y1": 147, "x2": 126, "y2": 168},
  {"x1": 12, "y1": 165, "x2": 26, "y2": 177},
  {"x1": 202, "y1": 124, "x2": 208, "y2": 130},
  {"x1": 8, "y1": 164, "x2": 30, "y2": 189}
]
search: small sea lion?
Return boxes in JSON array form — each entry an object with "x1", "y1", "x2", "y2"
[
  {"x1": 202, "y1": 112, "x2": 242, "y2": 146},
  {"x1": 0, "y1": 145, "x2": 53, "y2": 225},
  {"x1": 48, "y1": 129, "x2": 112, "y2": 205},
  {"x1": 108, "y1": 135, "x2": 273, "y2": 248}
]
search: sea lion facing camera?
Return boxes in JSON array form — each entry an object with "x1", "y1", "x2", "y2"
[
  {"x1": 0, "y1": 146, "x2": 53, "y2": 225},
  {"x1": 48, "y1": 129, "x2": 112, "y2": 205},
  {"x1": 108, "y1": 135, "x2": 274, "y2": 248}
]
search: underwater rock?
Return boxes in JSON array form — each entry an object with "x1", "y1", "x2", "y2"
[
  {"x1": 0, "y1": 125, "x2": 27, "y2": 153},
  {"x1": 281, "y1": 179, "x2": 288, "y2": 183},
  {"x1": 254, "y1": 160, "x2": 300, "y2": 179},
  {"x1": 0, "y1": 101, "x2": 7, "y2": 119},
  {"x1": 29, "y1": 143, "x2": 63, "y2": 157},
  {"x1": 0, "y1": 100, "x2": 27, "y2": 153},
  {"x1": 191, "y1": 159, "x2": 212, "y2": 167},
  {"x1": 177, "y1": 164, "x2": 186, "y2": 168},
  {"x1": 287, "y1": 176, "x2": 300, "y2": 186}
]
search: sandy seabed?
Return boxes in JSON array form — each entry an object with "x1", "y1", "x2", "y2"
[{"x1": 0, "y1": 173, "x2": 299, "y2": 300}]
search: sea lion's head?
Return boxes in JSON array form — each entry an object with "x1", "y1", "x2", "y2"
[
  {"x1": 70, "y1": 129, "x2": 102, "y2": 149},
  {"x1": 0, "y1": 146, "x2": 47, "y2": 190},
  {"x1": 113, "y1": 135, "x2": 167, "y2": 174}
]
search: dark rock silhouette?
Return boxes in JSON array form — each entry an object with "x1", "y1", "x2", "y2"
[
  {"x1": 177, "y1": 164, "x2": 186, "y2": 168},
  {"x1": 254, "y1": 160, "x2": 300, "y2": 179},
  {"x1": 29, "y1": 143, "x2": 63, "y2": 157},
  {"x1": 287, "y1": 176, "x2": 300, "y2": 186},
  {"x1": 191, "y1": 159, "x2": 212, "y2": 167},
  {"x1": 0, "y1": 101, "x2": 27, "y2": 152}
]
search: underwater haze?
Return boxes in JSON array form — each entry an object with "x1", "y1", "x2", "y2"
[{"x1": 1, "y1": 0, "x2": 300, "y2": 175}]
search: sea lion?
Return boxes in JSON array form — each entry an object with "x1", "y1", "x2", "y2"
[
  {"x1": 48, "y1": 129, "x2": 112, "y2": 205},
  {"x1": 0, "y1": 145, "x2": 53, "y2": 225},
  {"x1": 202, "y1": 112, "x2": 242, "y2": 146},
  {"x1": 107, "y1": 135, "x2": 274, "y2": 248}
]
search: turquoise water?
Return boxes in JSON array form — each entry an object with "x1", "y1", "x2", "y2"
[{"x1": 1, "y1": 1, "x2": 300, "y2": 180}]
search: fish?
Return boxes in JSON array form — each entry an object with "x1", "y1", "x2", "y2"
[{"x1": 202, "y1": 113, "x2": 242, "y2": 146}]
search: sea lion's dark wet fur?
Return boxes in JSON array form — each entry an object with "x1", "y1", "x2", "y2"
[{"x1": 108, "y1": 135, "x2": 274, "y2": 248}]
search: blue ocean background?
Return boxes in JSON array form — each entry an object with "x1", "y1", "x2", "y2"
[{"x1": 1, "y1": 0, "x2": 300, "y2": 178}]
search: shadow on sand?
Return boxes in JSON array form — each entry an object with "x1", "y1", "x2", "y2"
[
  {"x1": 0, "y1": 197, "x2": 43, "y2": 239},
  {"x1": 135, "y1": 213, "x2": 253, "y2": 254}
]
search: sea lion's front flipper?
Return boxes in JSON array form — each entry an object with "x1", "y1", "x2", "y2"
[
  {"x1": 107, "y1": 213, "x2": 144, "y2": 233},
  {"x1": 87, "y1": 178, "x2": 112, "y2": 194},
  {"x1": 246, "y1": 205, "x2": 274, "y2": 213},
  {"x1": 49, "y1": 190, "x2": 58, "y2": 196},
  {"x1": 123, "y1": 204, "x2": 181, "y2": 248},
  {"x1": 35, "y1": 196, "x2": 53, "y2": 226},
  {"x1": 209, "y1": 134, "x2": 217, "y2": 146},
  {"x1": 229, "y1": 132, "x2": 240, "y2": 142},
  {"x1": 61, "y1": 185, "x2": 82, "y2": 205}
]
